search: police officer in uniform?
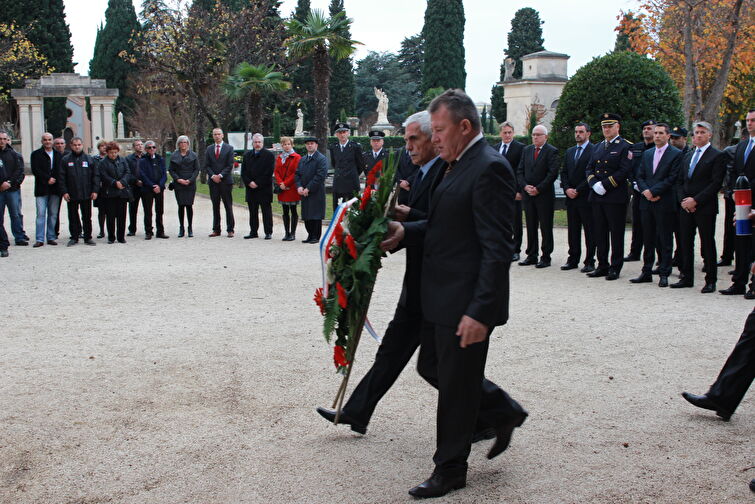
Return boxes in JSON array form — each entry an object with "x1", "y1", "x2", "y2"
[
  {"x1": 586, "y1": 113, "x2": 634, "y2": 280},
  {"x1": 626, "y1": 119, "x2": 657, "y2": 261},
  {"x1": 364, "y1": 130, "x2": 387, "y2": 178},
  {"x1": 329, "y1": 122, "x2": 365, "y2": 210}
]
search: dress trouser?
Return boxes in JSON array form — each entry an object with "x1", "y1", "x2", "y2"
[
  {"x1": 731, "y1": 234, "x2": 754, "y2": 290},
  {"x1": 142, "y1": 191, "x2": 165, "y2": 236},
  {"x1": 333, "y1": 191, "x2": 355, "y2": 211},
  {"x1": 0, "y1": 198, "x2": 9, "y2": 250},
  {"x1": 513, "y1": 200, "x2": 523, "y2": 254},
  {"x1": 629, "y1": 190, "x2": 643, "y2": 256},
  {"x1": 104, "y1": 197, "x2": 127, "y2": 241},
  {"x1": 707, "y1": 308, "x2": 755, "y2": 413},
  {"x1": 128, "y1": 191, "x2": 142, "y2": 234},
  {"x1": 678, "y1": 210, "x2": 717, "y2": 285},
  {"x1": 721, "y1": 195, "x2": 735, "y2": 262},
  {"x1": 248, "y1": 201, "x2": 273, "y2": 235},
  {"x1": 417, "y1": 323, "x2": 526, "y2": 477},
  {"x1": 209, "y1": 182, "x2": 234, "y2": 232},
  {"x1": 67, "y1": 199, "x2": 92, "y2": 241},
  {"x1": 522, "y1": 193, "x2": 554, "y2": 260},
  {"x1": 641, "y1": 205, "x2": 674, "y2": 276},
  {"x1": 565, "y1": 199, "x2": 595, "y2": 266},
  {"x1": 592, "y1": 202, "x2": 627, "y2": 272},
  {"x1": 304, "y1": 220, "x2": 322, "y2": 241}
]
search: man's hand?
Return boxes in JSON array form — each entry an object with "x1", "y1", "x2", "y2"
[
  {"x1": 297, "y1": 187, "x2": 305, "y2": 195},
  {"x1": 399, "y1": 179, "x2": 410, "y2": 191},
  {"x1": 115, "y1": 181, "x2": 124, "y2": 190},
  {"x1": 642, "y1": 189, "x2": 654, "y2": 200},
  {"x1": 136, "y1": 180, "x2": 143, "y2": 187},
  {"x1": 592, "y1": 182, "x2": 607, "y2": 196},
  {"x1": 302, "y1": 188, "x2": 309, "y2": 197},
  {"x1": 91, "y1": 192, "x2": 98, "y2": 201},
  {"x1": 515, "y1": 192, "x2": 522, "y2": 201},
  {"x1": 63, "y1": 193, "x2": 70, "y2": 202},
  {"x1": 48, "y1": 177, "x2": 56, "y2": 185},
  {"x1": 457, "y1": 315, "x2": 489, "y2": 348},
  {"x1": 250, "y1": 181, "x2": 258, "y2": 189},
  {"x1": 153, "y1": 185, "x2": 160, "y2": 194},
  {"x1": 524, "y1": 184, "x2": 538, "y2": 196},
  {"x1": 681, "y1": 197, "x2": 697, "y2": 212},
  {"x1": 0, "y1": 181, "x2": 9, "y2": 191},
  {"x1": 179, "y1": 179, "x2": 189, "y2": 186},
  {"x1": 565, "y1": 188, "x2": 578, "y2": 199},
  {"x1": 279, "y1": 184, "x2": 287, "y2": 191},
  {"x1": 380, "y1": 221, "x2": 404, "y2": 251},
  {"x1": 394, "y1": 204, "x2": 411, "y2": 222}
]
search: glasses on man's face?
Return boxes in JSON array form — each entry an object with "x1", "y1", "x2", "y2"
[{"x1": 146, "y1": 146, "x2": 156, "y2": 149}]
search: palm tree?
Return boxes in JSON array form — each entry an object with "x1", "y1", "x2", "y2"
[
  {"x1": 285, "y1": 9, "x2": 360, "y2": 150},
  {"x1": 224, "y1": 62, "x2": 290, "y2": 149}
]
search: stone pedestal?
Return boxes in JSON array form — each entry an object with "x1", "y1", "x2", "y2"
[{"x1": 371, "y1": 122, "x2": 395, "y2": 136}]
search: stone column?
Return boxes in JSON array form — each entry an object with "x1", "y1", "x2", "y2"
[
  {"x1": 14, "y1": 96, "x2": 44, "y2": 165},
  {"x1": 90, "y1": 97, "x2": 116, "y2": 142}
]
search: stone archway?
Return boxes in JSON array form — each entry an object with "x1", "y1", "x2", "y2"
[{"x1": 10, "y1": 73, "x2": 118, "y2": 164}]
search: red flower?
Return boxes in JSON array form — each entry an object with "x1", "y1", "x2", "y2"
[
  {"x1": 360, "y1": 185, "x2": 372, "y2": 210},
  {"x1": 333, "y1": 345, "x2": 349, "y2": 368},
  {"x1": 334, "y1": 223, "x2": 344, "y2": 246},
  {"x1": 344, "y1": 234, "x2": 358, "y2": 259},
  {"x1": 366, "y1": 160, "x2": 383, "y2": 187},
  {"x1": 336, "y1": 282, "x2": 348, "y2": 309},
  {"x1": 313, "y1": 288, "x2": 326, "y2": 315}
]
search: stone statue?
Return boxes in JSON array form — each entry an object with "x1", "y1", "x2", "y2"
[
  {"x1": 374, "y1": 87, "x2": 389, "y2": 125},
  {"x1": 503, "y1": 58, "x2": 516, "y2": 81},
  {"x1": 294, "y1": 108, "x2": 304, "y2": 136}
]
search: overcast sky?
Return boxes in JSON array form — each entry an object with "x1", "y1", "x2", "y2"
[{"x1": 66, "y1": 0, "x2": 636, "y2": 104}]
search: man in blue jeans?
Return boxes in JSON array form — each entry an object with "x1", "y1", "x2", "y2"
[
  {"x1": 31, "y1": 132, "x2": 62, "y2": 247},
  {"x1": 0, "y1": 131, "x2": 29, "y2": 246}
]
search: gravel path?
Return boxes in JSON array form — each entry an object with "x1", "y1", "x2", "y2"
[{"x1": 1, "y1": 183, "x2": 752, "y2": 503}]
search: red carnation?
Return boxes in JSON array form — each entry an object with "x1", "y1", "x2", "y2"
[
  {"x1": 333, "y1": 345, "x2": 349, "y2": 368},
  {"x1": 336, "y1": 282, "x2": 348, "y2": 308},
  {"x1": 344, "y1": 234, "x2": 358, "y2": 259},
  {"x1": 360, "y1": 185, "x2": 372, "y2": 210},
  {"x1": 313, "y1": 288, "x2": 326, "y2": 315},
  {"x1": 334, "y1": 223, "x2": 344, "y2": 246}
]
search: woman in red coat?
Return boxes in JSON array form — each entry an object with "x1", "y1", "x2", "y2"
[{"x1": 274, "y1": 136, "x2": 301, "y2": 241}]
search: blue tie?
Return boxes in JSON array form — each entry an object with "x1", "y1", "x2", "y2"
[
  {"x1": 502, "y1": 144, "x2": 508, "y2": 156},
  {"x1": 575, "y1": 146, "x2": 582, "y2": 161},
  {"x1": 745, "y1": 138, "x2": 754, "y2": 162},
  {"x1": 688, "y1": 148, "x2": 702, "y2": 178}
]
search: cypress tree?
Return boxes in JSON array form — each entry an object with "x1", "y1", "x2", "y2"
[
  {"x1": 505, "y1": 7, "x2": 544, "y2": 79},
  {"x1": 398, "y1": 33, "x2": 424, "y2": 104},
  {"x1": 6, "y1": 0, "x2": 74, "y2": 136},
  {"x1": 288, "y1": 0, "x2": 314, "y2": 132},
  {"x1": 89, "y1": 0, "x2": 140, "y2": 124},
  {"x1": 421, "y1": 0, "x2": 465, "y2": 94},
  {"x1": 328, "y1": 0, "x2": 355, "y2": 126}
]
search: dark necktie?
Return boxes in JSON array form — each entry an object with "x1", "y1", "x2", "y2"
[
  {"x1": 502, "y1": 144, "x2": 508, "y2": 157},
  {"x1": 444, "y1": 160, "x2": 457, "y2": 178},
  {"x1": 575, "y1": 146, "x2": 582, "y2": 161},
  {"x1": 534, "y1": 147, "x2": 540, "y2": 161}
]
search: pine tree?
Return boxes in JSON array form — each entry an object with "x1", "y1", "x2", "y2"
[
  {"x1": 89, "y1": 0, "x2": 140, "y2": 126},
  {"x1": 505, "y1": 7, "x2": 544, "y2": 79},
  {"x1": 328, "y1": 0, "x2": 355, "y2": 126},
  {"x1": 421, "y1": 0, "x2": 465, "y2": 94},
  {"x1": 6, "y1": 0, "x2": 74, "y2": 135},
  {"x1": 398, "y1": 33, "x2": 424, "y2": 103}
]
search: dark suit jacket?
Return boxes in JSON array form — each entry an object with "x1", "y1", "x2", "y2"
[
  {"x1": 138, "y1": 154, "x2": 167, "y2": 193},
  {"x1": 560, "y1": 142, "x2": 594, "y2": 206},
  {"x1": 241, "y1": 148, "x2": 275, "y2": 204},
  {"x1": 204, "y1": 142, "x2": 235, "y2": 185},
  {"x1": 398, "y1": 157, "x2": 446, "y2": 313},
  {"x1": 493, "y1": 140, "x2": 524, "y2": 192},
  {"x1": 31, "y1": 147, "x2": 61, "y2": 197},
  {"x1": 736, "y1": 137, "x2": 755, "y2": 190},
  {"x1": 516, "y1": 143, "x2": 559, "y2": 195},
  {"x1": 676, "y1": 145, "x2": 726, "y2": 215},
  {"x1": 636, "y1": 144, "x2": 682, "y2": 212},
  {"x1": 403, "y1": 138, "x2": 515, "y2": 328}
]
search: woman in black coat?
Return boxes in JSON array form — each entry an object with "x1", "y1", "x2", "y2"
[
  {"x1": 98, "y1": 141, "x2": 133, "y2": 244},
  {"x1": 168, "y1": 135, "x2": 200, "y2": 237},
  {"x1": 92, "y1": 140, "x2": 108, "y2": 238}
]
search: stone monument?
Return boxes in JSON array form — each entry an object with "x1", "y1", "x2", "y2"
[
  {"x1": 371, "y1": 87, "x2": 395, "y2": 135},
  {"x1": 294, "y1": 108, "x2": 304, "y2": 136}
]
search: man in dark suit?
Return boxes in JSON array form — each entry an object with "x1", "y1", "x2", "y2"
[
  {"x1": 125, "y1": 140, "x2": 145, "y2": 236},
  {"x1": 669, "y1": 127, "x2": 690, "y2": 268},
  {"x1": 363, "y1": 130, "x2": 387, "y2": 177},
  {"x1": 316, "y1": 111, "x2": 447, "y2": 433},
  {"x1": 585, "y1": 113, "x2": 634, "y2": 280},
  {"x1": 560, "y1": 122, "x2": 596, "y2": 271},
  {"x1": 329, "y1": 122, "x2": 364, "y2": 210},
  {"x1": 205, "y1": 128, "x2": 235, "y2": 237},
  {"x1": 670, "y1": 122, "x2": 725, "y2": 292},
  {"x1": 629, "y1": 123, "x2": 682, "y2": 287},
  {"x1": 394, "y1": 147, "x2": 418, "y2": 205},
  {"x1": 721, "y1": 109, "x2": 755, "y2": 297},
  {"x1": 493, "y1": 121, "x2": 525, "y2": 261},
  {"x1": 626, "y1": 120, "x2": 657, "y2": 261},
  {"x1": 30, "y1": 132, "x2": 62, "y2": 247},
  {"x1": 517, "y1": 125, "x2": 559, "y2": 268},
  {"x1": 241, "y1": 133, "x2": 275, "y2": 239},
  {"x1": 381, "y1": 89, "x2": 527, "y2": 499}
]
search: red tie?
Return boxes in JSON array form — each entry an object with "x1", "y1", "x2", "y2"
[
  {"x1": 215, "y1": 144, "x2": 220, "y2": 159},
  {"x1": 534, "y1": 147, "x2": 540, "y2": 161}
]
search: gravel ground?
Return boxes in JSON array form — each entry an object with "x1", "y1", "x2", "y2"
[{"x1": 1, "y1": 182, "x2": 753, "y2": 504}]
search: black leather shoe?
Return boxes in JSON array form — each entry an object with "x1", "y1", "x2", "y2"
[
  {"x1": 127, "y1": 232, "x2": 135, "y2": 236},
  {"x1": 471, "y1": 427, "x2": 496, "y2": 443},
  {"x1": 408, "y1": 473, "x2": 466, "y2": 498},
  {"x1": 681, "y1": 392, "x2": 732, "y2": 421},
  {"x1": 749, "y1": 478, "x2": 754, "y2": 493},
  {"x1": 67, "y1": 239, "x2": 78, "y2": 247},
  {"x1": 658, "y1": 276, "x2": 669, "y2": 288},
  {"x1": 145, "y1": 234, "x2": 153, "y2": 240},
  {"x1": 315, "y1": 407, "x2": 366, "y2": 434},
  {"x1": 745, "y1": 290, "x2": 755, "y2": 300},
  {"x1": 96, "y1": 232, "x2": 105, "y2": 239},
  {"x1": 244, "y1": 233, "x2": 258, "y2": 239},
  {"x1": 587, "y1": 268, "x2": 608, "y2": 278},
  {"x1": 518, "y1": 256, "x2": 537, "y2": 266},
  {"x1": 302, "y1": 237, "x2": 312, "y2": 243},
  {"x1": 487, "y1": 411, "x2": 527, "y2": 459},
  {"x1": 580, "y1": 264, "x2": 595, "y2": 273},
  {"x1": 605, "y1": 270, "x2": 620, "y2": 281},
  {"x1": 717, "y1": 259, "x2": 732, "y2": 267},
  {"x1": 264, "y1": 234, "x2": 272, "y2": 240},
  {"x1": 651, "y1": 267, "x2": 661, "y2": 275},
  {"x1": 535, "y1": 260, "x2": 551, "y2": 269},
  {"x1": 0, "y1": 250, "x2": 8, "y2": 258},
  {"x1": 719, "y1": 285, "x2": 746, "y2": 295},
  {"x1": 629, "y1": 274, "x2": 652, "y2": 283},
  {"x1": 623, "y1": 254, "x2": 641, "y2": 262},
  {"x1": 701, "y1": 283, "x2": 716, "y2": 294},
  {"x1": 670, "y1": 281, "x2": 693, "y2": 289},
  {"x1": 84, "y1": 239, "x2": 96, "y2": 246},
  {"x1": 560, "y1": 263, "x2": 578, "y2": 270},
  {"x1": 306, "y1": 238, "x2": 319, "y2": 244},
  {"x1": 156, "y1": 234, "x2": 169, "y2": 239},
  {"x1": 15, "y1": 240, "x2": 28, "y2": 246},
  {"x1": 512, "y1": 252, "x2": 520, "y2": 262}
]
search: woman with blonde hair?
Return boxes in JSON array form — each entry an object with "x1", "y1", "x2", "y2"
[
  {"x1": 274, "y1": 136, "x2": 301, "y2": 241},
  {"x1": 168, "y1": 135, "x2": 200, "y2": 237}
]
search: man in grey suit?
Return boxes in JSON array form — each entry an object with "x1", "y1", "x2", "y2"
[{"x1": 205, "y1": 128, "x2": 235, "y2": 237}]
